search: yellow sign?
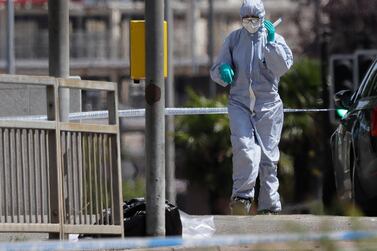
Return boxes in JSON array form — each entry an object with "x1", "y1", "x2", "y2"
[{"x1": 130, "y1": 20, "x2": 168, "y2": 81}]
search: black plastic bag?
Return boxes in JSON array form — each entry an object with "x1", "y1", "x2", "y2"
[
  {"x1": 79, "y1": 198, "x2": 182, "y2": 238},
  {"x1": 123, "y1": 198, "x2": 182, "y2": 237}
]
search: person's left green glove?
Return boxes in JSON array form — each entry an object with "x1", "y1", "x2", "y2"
[
  {"x1": 263, "y1": 20, "x2": 275, "y2": 43},
  {"x1": 219, "y1": 64, "x2": 234, "y2": 84}
]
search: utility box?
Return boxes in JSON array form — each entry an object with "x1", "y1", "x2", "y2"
[{"x1": 130, "y1": 20, "x2": 168, "y2": 82}]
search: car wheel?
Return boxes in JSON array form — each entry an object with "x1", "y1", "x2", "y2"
[
  {"x1": 353, "y1": 166, "x2": 367, "y2": 214},
  {"x1": 353, "y1": 159, "x2": 377, "y2": 216}
]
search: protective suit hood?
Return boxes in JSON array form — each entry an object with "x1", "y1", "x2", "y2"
[{"x1": 240, "y1": 0, "x2": 265, "y2": 19}]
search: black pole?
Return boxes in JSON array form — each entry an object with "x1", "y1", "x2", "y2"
[{"x1": 320, "y1": 29, "x2": 336, "y2": 211}]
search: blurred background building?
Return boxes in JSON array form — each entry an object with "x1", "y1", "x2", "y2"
[{"x1": 0, "y1": 0, "x2": 306, "y2": 90}]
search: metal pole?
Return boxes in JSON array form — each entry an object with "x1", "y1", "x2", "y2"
[
  {"x1": 110, "y1": 8, "x2": 121, "y2": 59},
  {"x1": 165, "y1": 0, "x2": 176, "y2": 204},
  {"x1": 317, "y1": 0, "x2": 334, "y2": 210},
  {"x1": 49, "y1": 0, "x2": 70, "y2": 122},
  {"x1": 48, "y1": 0, "x2": 70, "y2": 239},
  {"x1": 6, "y1": 0, "x2": 15, "y2": 74},
  {"x1": 321, "y1": 29, "x2": 335, "y2": 211},
  {"x1": 314, "y1": 0, "x2": 321, "y2": 55},
  {"x1": 190, "y1": 0, "x2": 198, "y2": 73},
  {"x1": 208, "y1": 0, "x2": 216, "y2": 98},
  {"x1": 145, "y1": 0, "x2": 166, "y2": 236}
]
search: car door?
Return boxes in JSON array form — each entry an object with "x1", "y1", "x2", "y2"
[
  {"x1": 352, "y1": 65, "x2": 377, "y2": 199},
  {"x1": 332, "y1": 103, "x2": 357, "y2": 199},
  {"x1": 332, "y1": 60, "x2": 377, "y2": 200}
]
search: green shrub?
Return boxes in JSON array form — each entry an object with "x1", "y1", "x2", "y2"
[
  {"x1": 175, "y1": 88, "x2": 232, "y2": 205},
  {"x1": 123, "y1": 177, "x2": 146, "y2": 201}
]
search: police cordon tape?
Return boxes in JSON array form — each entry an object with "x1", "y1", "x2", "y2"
[
  {"x1": 0, "y1": 231, "x2": 375, "y2": 250},
  {"x1": 0, "y1": 108, "x2": 336, "y2": 121}
]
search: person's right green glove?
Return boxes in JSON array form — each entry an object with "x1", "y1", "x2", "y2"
[
  {"x1": 263, "y1": 20, "x2": 275, "y2": 43},
  {"x1": 219, "y1": 64, "x2": 234, "y2": 84}
]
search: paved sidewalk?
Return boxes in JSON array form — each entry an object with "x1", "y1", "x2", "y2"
[
  {"x1": 130, "y1": 214, "x2": 377, "y2": 251},
  {"x1": 213, "y1": 214, "x2": 377, "y2": 234},
  {"x1": 130, "y1": 241, "x2": 377, "y2": 251},
  {"x1": 1, "y1": 214, "x2": 377, "y2": 250}
]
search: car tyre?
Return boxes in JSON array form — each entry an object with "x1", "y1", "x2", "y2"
[
  {"x1": 353, "y1": 166, "x2": 367, "y2": 214},
  {"x1": 353, "y1": 160, "x2": 377, "y2": 216}
]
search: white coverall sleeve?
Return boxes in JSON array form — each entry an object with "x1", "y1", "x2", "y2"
[
  {"x1": 263, "y1": 34, "x2": 293, "y2": 78},
  {"x1": 210, "y1": 35, "x2": 233, "y2": 87}
]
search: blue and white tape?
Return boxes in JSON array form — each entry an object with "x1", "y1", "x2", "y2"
[
  {"x1": 0, "y1": 231, "x2": 375, "y2": 251},
  {"x1": 0, "y1": 108, "x2": 335, "y2": 121}
]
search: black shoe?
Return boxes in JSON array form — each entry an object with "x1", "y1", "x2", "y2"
[{"x1": 229, "y1": 196, "x2": 252, "y2": 215}]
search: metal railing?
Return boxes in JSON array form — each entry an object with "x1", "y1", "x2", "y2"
[{"x1": 0, "y1": 74, "x2": 123, "y2": 238}]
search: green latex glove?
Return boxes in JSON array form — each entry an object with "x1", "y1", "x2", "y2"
[
  {"x1": 219, "y1": 64, "x2": 234, "y2": 84},
  {"x1": 263, "y1": 20, "x2": 275, "y2": 42}
]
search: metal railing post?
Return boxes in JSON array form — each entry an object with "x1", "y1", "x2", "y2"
[
  {"x1": 6, "y1": 0, "x2": 15, "y2": 74},
  {"x1": 47, "y1": 81, "x2": 61, "y2": 240}
]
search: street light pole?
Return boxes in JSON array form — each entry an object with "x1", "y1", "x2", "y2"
[
  {"x1": 165, "y1": 0, "x2": 176, "y2": 204},
  {"x1": 145, "y1": 0, "x2": 166, "y2": 236},
  {"x1": 6, "y1": 0, "x2": 15, "y2": 74}
]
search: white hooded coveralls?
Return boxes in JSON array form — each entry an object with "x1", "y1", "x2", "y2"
[{"x1": 210, "y1": 0, "x2": 293, "y2": 211}]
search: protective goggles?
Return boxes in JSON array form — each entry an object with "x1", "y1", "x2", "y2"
[{"x1": 241, "y1": 17, "x2": 261, "y2": 25}]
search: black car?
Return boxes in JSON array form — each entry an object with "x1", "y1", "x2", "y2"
[{"x1": 330, "y1": 59, "x2": 377, "y2": 215}]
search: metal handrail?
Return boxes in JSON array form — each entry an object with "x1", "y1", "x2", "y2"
[{"x1": 0, "y1": 74, "x2": 123, "y2": 239}]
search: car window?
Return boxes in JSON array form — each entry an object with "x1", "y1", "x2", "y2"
[
  {"x1": 366, "y1": 71, "x2": 377, "y2": 97},
  {"x1": 353, "y1": 60, "x2": 377, "y2": 101}
]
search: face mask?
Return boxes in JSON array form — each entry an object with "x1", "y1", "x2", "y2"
[{"x1": 242, "y1": 17, "x2": 262, "y2": 33}]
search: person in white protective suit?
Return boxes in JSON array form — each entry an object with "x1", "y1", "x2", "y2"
[{"x1": 210, "y1": 0, "x2": 293, "y2": 215}]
